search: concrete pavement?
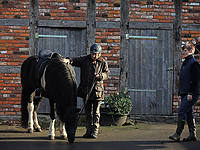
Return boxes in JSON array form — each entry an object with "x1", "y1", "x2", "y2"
[{"x1": 1, "y1": 122, "x2": 200, "y2": 150}]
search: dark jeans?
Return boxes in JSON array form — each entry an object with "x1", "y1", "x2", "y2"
[
  {"x1": 84, "y1": 99, "x2": 102, "y2": 131},
  {"x1": 178, "y1": 94, "x2": 199, "y2": 120}
]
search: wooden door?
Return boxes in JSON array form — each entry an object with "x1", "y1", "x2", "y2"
[
  {"x1": 128, "y1": 29, "x2": 174, "y2": 115},
  {"x1": 37, "y1": 27, "x2": 86, "y2": 113}
]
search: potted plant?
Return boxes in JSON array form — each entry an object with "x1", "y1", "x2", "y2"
[{"x1": 100, "y1": 90, "x2": 133, "y2": 126}]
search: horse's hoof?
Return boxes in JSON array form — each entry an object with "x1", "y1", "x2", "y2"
[
  {"x1": 61, "y1": 135, "x2": 67, "y2": 140},
  {"x1": 35, "y1": 128, "x2": 42, "y2": 132},
  {"x1": 47, "y1": 135, "x2": 55, "y2": 140},
  {"x1": 27, "y1": 129, "x2": 33, "y2": 133}
]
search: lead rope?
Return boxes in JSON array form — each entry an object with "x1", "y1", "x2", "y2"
[{"x1": 77, "y1": 76, "x2": 97, "y2": 122}]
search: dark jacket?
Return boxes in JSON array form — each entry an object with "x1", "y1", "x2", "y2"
[
  {"x1": 69, "y1": 54, "x2": 110, "y2": 100},
  {"x1": 179, "y1": 55, "x2": 200, "y2": 95}
]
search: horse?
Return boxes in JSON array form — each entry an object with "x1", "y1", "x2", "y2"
[{"x1": 21, "y1": 52, "x2": 78, "y2": 143}]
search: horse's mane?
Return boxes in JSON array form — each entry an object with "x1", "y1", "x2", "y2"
[{"x1": 45, "y1": 55, "x2": 77, "y2": 122}]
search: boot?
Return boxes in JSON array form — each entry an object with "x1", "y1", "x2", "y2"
[
  {"x1": 90, "y1": 125, "x2": 98, "y2": 138},
  {"x1": 83, "y1": 128, "x2": 92, "y2": 138},
  {"x1": 91, "y1": 131, "x2": 98, "y2": 138},
  {"x1": 169, "y1": 118, "x2": 185, "y2": 141},
  {"x1": 183, "y1": 119, "x2": 197, "y2": 141}
]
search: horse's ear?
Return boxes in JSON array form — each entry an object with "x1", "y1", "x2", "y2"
[{"x1": 76, "y1": 108, "x2": 81, "y2": 113}]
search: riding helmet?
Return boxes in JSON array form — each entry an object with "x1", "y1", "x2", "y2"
[{"x1": 90, "y1": 44, "x2": 102, "y2": 54}]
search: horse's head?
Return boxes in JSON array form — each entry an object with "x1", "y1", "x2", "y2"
[{"x1": 63, "y1": 106, "x2": 80, "y2": 143}]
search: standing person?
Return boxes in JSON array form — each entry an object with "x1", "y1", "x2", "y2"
[
  {"x1": 169, "y1": 42, "x2": 200, "y2": 142},
  {"x1": 64, "y1": 43, "x2": 110, "y2": 138}
]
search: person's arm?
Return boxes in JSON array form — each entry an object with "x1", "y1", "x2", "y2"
[
  {"x1": 187, "y1": 62, "x2": 200, "y2": 101},
  {"x1": 64, "y1": 56, "x2": 85, "y2": 67},
  {"x1": 189, "y1": 62, "x2": 200, "y2": 94},
  {"x1": 96, "y1": 61, "x2": 110, "y2": 81}
]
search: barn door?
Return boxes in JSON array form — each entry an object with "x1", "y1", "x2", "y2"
[
  {"x1": 128, "y1": 29, "x2": 174, "y2": 115},
  {"x1": 37, "y1": 27, "x2": 86, "y2": 114}
]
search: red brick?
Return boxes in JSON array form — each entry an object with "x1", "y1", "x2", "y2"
[
  {"x1": 7, "y1": 84, "x2": 19, "y2": 87},
  {"x1": 0, "y1": 15, "x2": 8, "y2": 19},
  {"x1": 2, "y1": 12, "x2": 14, "y2": 15},
  {"x1": 189, "y1": 17, "x2": 200, "y2": 20},
  {"x1": 9, "y1": 101, "x2": 15, "y2": 104},
  {"x1": 0, "y1": 112, "x2": 4, "y2": 115},
  {"x1": 0, "y1": 40, "x2": 7, "y2": 43},
  {"x1": 7, "y1": 62, "x2": 18, "y2": 65},
  {"x1": 20, "y1": 55, "x2": 29, "y2": 58},
  {"x1": 102, "y1": 0, "x2": 114, "y2": 3},
  {"x1": 8, "y1": 40, "x2": 19, "y2": 43},
  {"x1": 5, "y1": 112, "x2": 16, "y2": 115},
  {"x1": 190, "y1": 31, "x2": 200, "y2": 34},
  {"x1": 141, "y1": 8, "x2": 153, "y2": 12},
  {"x1": 0, "y1": 8, "x2": 9, "y2": 11},
  {"x1": 107, "y1": 57, "x2": 120, "y2": 60},
  {"x1": 0, "y1": 83, "x2": 6, "y2": 86},
  {"x1": 153, "y1": 2, "x2": 164, "y2": 5},
  {"x1": 129, "y1": 1, "x2": 141, "y2": 4},
  {"x1": 20, "y1": 33, "x2": 29, "y2": 37},
  {"x1": 14, "y1": 108, "x2": 20, "y2": 112},
  {"x1": 95, "y1": 36, "x2": 107, "y2": 39},
  {"x1": 165, "y1": 9, "x2": 175, "y2": 12},
  {"x1": 154, "y1": 16, "x2": 165, "y2": 19},
  {"x1": 7, "y1": 98, "x2": 18, "y2": 101},
  {"x1": 182, "y1": 20, "x2": 194, "y2": 23},
  {"x1": 13, "y1": 44, "x2": 25, "y2": 47},
  {"x1": 64, "y1": 10, "x2": 76, "y2": 13},
  {"x1": 159, "y1": 20, "x2": 171, "y2": 23}
]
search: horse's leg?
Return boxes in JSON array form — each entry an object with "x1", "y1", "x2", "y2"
[
  {"x1": 33, "y1": 111, "x2": 42, "y2": 132},
  {"x1": 32, "y1": 97, "x2": 44, "y2": 132},
  {"x1": 48, "y1": 102, "x2": 56, "y2": 140},
  {"x1": 48, "y1": 118, "x2": 56, "y2": 140},
  {"x1": 60, "y1": 120, "x2": 67, "y2": 140},
  {"x1": 27, "y1": 101, "x2": 34, "y2": 133}
]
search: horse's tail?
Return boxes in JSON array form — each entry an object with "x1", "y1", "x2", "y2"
[{"x1": 21, "y1": 59, "x2": 29, "y2": 128}]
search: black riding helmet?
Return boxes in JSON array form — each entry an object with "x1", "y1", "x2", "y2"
[{"x1": 90, "y1": 44, "x2": 102, "y2": 54}]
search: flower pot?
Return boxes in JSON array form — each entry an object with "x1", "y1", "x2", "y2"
[{"x1": 100, "y1": 112, "x2": 128, "y2": 126}]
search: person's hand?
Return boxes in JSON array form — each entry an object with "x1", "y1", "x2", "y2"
[
  {"x1": 187, "y1": 94, "x2": 192, "y2": 101},
  {"x1": 63, "y1": 58, "x2": 70, "y2": 64},
  {"x1": 96, "y1": 74, "x2": 100, "y2": 79},
  {"x1": 95, "y1": 73, "x2": 102, "y2": 80},
  {"x1": 178, "y1": 96, "x2": 181, "y2": 102}
]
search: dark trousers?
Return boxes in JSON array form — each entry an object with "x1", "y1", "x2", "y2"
[
  {"x1": 178, "y1": 94, "x2": 199, "y2": 120},
  {"x1": 84, "y1": 100, "x2": 102, "y2": 132}
]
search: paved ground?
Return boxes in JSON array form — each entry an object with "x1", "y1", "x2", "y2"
[{"x1": 1, "y1": 121, "x2": 200, "y2": 150}]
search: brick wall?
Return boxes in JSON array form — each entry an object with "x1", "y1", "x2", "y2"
[{"x1": 0, "y1": 0, "x2": 200, "y2": 116}]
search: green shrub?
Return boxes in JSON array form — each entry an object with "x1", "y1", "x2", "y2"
[{"x1": 104, "y1": 90, "x2": 133, "y2": 115}]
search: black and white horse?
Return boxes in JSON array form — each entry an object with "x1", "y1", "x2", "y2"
[{"x1": 21, "y1": 53, "x2": 78, "y2": 143}]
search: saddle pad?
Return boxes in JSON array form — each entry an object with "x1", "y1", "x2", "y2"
[{"x1": 41, "y1": 65, "x2": 48, "y2": 91}]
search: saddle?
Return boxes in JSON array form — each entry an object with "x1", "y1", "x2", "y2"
[{"x1": 35, "y1": 50, "x2": 60, "y2": 98}]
